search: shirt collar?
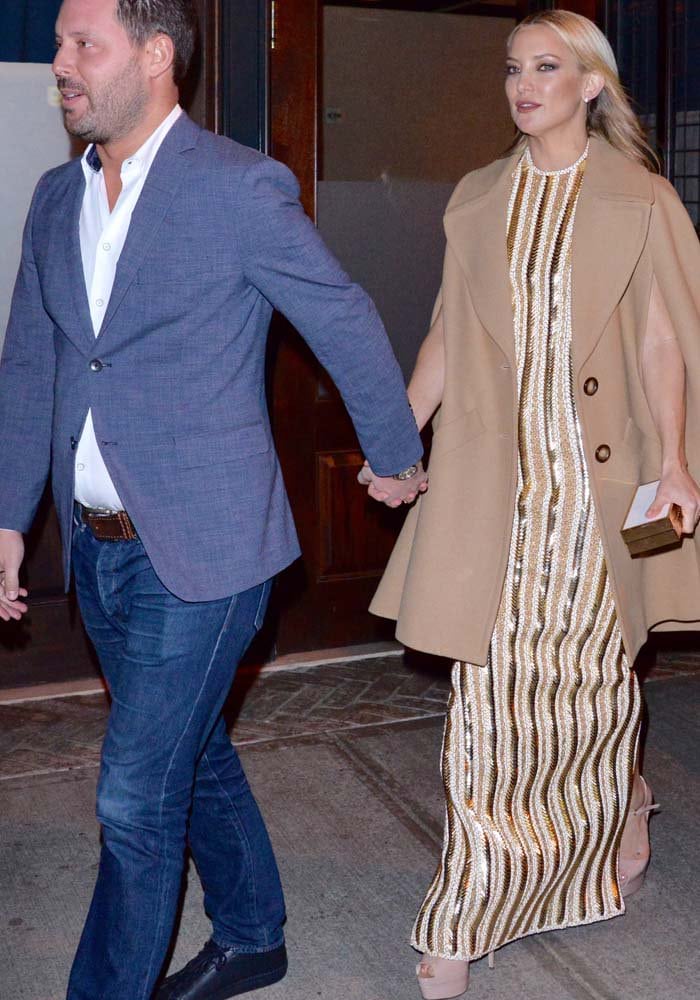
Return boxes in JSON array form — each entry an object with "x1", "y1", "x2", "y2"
[{"x1": 81, "y1": 104, "x2": 183, "y2": 180}]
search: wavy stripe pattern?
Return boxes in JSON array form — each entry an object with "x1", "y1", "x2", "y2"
[{"x1": 413, "y1": 149, "x2": 641, "y2": 961}]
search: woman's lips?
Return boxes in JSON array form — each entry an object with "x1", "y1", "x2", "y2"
[{"x1": 516, "y1": 102, "x2": 542, "y2": 113}]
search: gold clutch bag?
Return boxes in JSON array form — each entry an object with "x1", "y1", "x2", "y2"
[{"x1": 621, "y1": 480, "x2": 682, "y2": 556}]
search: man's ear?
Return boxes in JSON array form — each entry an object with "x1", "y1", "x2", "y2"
[{"x1": 146, "y1": 33, "x2": 175, "y2": 80}]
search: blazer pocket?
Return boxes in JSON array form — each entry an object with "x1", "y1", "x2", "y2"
[
  {"x1": 431, "y1": 408, "x2": 485, "y2": 456},
  {"x1": 175, "y1": 423, "x2": 271, "y2": 469}
]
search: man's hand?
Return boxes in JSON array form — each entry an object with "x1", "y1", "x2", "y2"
[
  {"x1": 0, "y1": 529, "x2": 28, "y2": 622},
  {"x1": 357, "y1": 460, "x2": 429, "y2": 508}
]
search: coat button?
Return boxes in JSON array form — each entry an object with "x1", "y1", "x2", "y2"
[
  {"x1": 89, "y1": 359, "x2": 104, "y2": 372},
  {"x1": 595, "y1": 444, "x2": 611, "y2": 463},
  {"x1": 584, "y1": 377, "x2": 599, "y2": 396}
]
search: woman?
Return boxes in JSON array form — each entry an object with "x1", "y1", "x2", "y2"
[{"x1": 365, "y1": 10, "x2": 700, "y2": 999}]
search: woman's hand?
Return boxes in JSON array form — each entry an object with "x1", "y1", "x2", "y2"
[{"x1": 646, "y1": 464, "x2": 700, "y2": 534}]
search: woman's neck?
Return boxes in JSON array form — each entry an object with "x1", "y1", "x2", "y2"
[{"x1": 527, "y1": 127, "x2": 590, "y2": 172}]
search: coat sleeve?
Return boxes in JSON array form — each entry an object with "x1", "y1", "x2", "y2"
[
  {"x1": 0, "y1": 181, "x2": 56, "y2": 532},
  {"x1": 648, "y1": 177, "x2": 700, "y2": 477},
  {"x1": 234, "y1": 156, "x2": 422, "y2": 478}
]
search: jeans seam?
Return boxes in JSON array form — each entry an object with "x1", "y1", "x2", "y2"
[
  {"x1": 95, "y1": 544, "x2": 126, "y2": 633},
  {"x1": 253, "y1": 580, "x2": 271, "y2": 632},
  {"x1": 201, "y1": 749, "x2": 261, "y2": 937},
  {"x1": 139, "y1": 592, "x2": 240, "y2": 999}
]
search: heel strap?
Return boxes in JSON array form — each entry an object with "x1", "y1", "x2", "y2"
[{"x1": 632, "y1": 802, "x2": 660, "y2": 817}]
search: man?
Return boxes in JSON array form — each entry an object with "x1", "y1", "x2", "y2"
[{"x1": 0, "y1": 1, "x2": 426, "y2": 998}]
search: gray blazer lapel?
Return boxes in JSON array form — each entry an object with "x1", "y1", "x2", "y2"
[
  {"x1": 97, "y1": 115, "x2": 200, "y2": 341},
  {"x1": 60, "y1": 167, "x2": 95, "y2": 351}
]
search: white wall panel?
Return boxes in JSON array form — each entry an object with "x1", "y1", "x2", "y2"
[{"x1": 0, "y1": 63, "x2": 73, "y2": 351}]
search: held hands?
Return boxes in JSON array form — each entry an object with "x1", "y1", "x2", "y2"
[
  {"x1": 646, "y1": 464, "x2": 700, "y2": 534},
  {"x1": 357, "y1": 459, "x2": 429, "y2": 508},
  {"x1": 0, "y1": 529, "x2": 28, "y2": 622}
]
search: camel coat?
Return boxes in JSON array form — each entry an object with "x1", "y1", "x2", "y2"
[{"x1": 371, "y1": 136, "x2": 700, "y2": 666}]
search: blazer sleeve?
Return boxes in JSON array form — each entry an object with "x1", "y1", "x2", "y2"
[
  {"x1": 0, "y1": 181, "x2": 56, "y2": 532},
  {"x1": 235, "y1": 156, "x2": 422, "y2": 477}
]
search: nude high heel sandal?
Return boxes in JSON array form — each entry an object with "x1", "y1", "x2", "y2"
[
  {"x1": 619, "y1": 775, "x2": 660, "y2": 898},
  {"x1": 416, "y1": 956, "x2": 469, "y2": 999}
]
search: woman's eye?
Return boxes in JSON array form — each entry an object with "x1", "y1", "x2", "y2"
[
  {"x1": 538, "y1": 63, "x2": 557, "y2": 71},
  {"x1": 506, "y1": 65, "x2": 519, "y2": 75}
]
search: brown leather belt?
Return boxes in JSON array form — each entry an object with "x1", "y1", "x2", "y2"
[{"x1": 79, "y1": 505, "x2": 138, "y2": 541}]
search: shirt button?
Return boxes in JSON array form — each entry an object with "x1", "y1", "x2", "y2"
[
  {"x1": 77, "y1": 463, "x2": 85, "y2": 471},
  {"x1": 102, "y1": 243, "x2": 111, "y2": 252},
  {"x1": 96, "y1": 298, "x2": 105, "y2": 307},
  {"x1": 89, "y1": 359, "x2": 104, "y2": 372}
]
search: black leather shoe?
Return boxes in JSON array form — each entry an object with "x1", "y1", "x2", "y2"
[{"x1": 156, "y1": 940, "x2": 288, "y2": 999}]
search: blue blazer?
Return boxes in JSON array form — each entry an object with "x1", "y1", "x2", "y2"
[{"x1": 0, "y1": 114, "x2": 421, "y2": 601}]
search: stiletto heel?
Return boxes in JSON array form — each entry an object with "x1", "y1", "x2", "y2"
[
  {"x1": 488, "y1": 951, "x2": 495, "y2": 969},
  {"x1": 619, "y1": 775, "x2": 659, "y2": 898},
  {"x1": 416, "y1": 956, "x2": 469, "y2": 999}
]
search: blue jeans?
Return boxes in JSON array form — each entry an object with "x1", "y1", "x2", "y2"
[{"x1": 67, "y1": 516, "x2": 285, "y2": 1000}]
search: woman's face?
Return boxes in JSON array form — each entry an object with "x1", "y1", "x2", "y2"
[{"x1": 505, "y1": 25, "x2": 595, "y2": 140}]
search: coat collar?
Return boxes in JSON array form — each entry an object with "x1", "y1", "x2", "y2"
[
  {"x1": 64, "y1": 113, "x2": 202, "y2": 349},
  {"x1": 444, "y1": 135, "x2": 654, "y2": 373}
]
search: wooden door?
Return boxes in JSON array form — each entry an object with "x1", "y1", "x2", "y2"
[{"x1": 267, "y1": 0, "x2": 405, "y2": 653}]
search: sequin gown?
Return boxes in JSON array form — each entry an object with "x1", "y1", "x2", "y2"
[{"x1": 413, "y1": 148, "x2": 642, "y2": 961}]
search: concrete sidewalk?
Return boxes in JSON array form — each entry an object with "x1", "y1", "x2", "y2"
[{"x1": 0, "y1": 657, "x2": 698, "y2": 999}]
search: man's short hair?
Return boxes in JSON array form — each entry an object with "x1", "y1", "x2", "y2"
[{"x1": 116, "y1": 0, "x2": 198, "y2": 83}]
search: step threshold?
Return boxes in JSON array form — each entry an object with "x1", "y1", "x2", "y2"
[{"x1": 0, "y1": 640, "x2": 403, "y2": 705}]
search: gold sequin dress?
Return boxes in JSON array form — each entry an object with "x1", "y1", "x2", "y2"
[{"x1": 413, "y1": 146, "x2": 642, "y2": 961}]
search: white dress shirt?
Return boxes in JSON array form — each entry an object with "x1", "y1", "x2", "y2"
[{"x1": 74, "y1": 104, "x2": 183, "y2": 511}]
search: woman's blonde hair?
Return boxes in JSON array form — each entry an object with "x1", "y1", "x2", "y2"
[{"x1": 507, "y1": 10, "x2": 659, "y2": 172}]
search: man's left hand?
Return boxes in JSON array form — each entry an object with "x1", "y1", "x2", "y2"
[{"x1": 357, "y1": 460, "x2": 428, "y2": 508}]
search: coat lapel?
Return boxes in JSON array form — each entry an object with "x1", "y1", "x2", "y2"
[
  {"x1": 444, "y1": 153, "x2": 518, "y2": 364},
  {"x1": 443, "y1": 137, "x2": 654, "y2": 371},
  {"x1": 96, "y1": 114, "x2": 200, "y2": 342},
  {"x1": 570, "y1": 137, "x2": 653, "y2": 372}
]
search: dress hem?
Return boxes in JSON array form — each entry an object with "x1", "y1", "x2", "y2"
[{"x1": 411, "y1": 897, "x2": 626, "y2": 963}]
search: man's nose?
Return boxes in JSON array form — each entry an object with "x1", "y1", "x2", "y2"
[{"x1": 52, "y1": 44, "x2": 73, "y2": 80}]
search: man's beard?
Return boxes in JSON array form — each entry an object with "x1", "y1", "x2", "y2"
[{"x1": 59, "y1": 55, "x2": 148, "y2": 145}]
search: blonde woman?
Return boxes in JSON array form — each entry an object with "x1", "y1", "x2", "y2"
[{"x1": 366, "y1": 10, "x2": 700, "y2": 998}]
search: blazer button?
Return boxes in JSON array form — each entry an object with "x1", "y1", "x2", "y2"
[
  {"x1": 584, "y1": 377, "x2": 599, "y2": 396},
  {"x1": 89, "y1": 359, "x2": 104, "y2": 373},
  {"x1": 595, "y1": 444, "x2": 611, "y2": 463}
]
